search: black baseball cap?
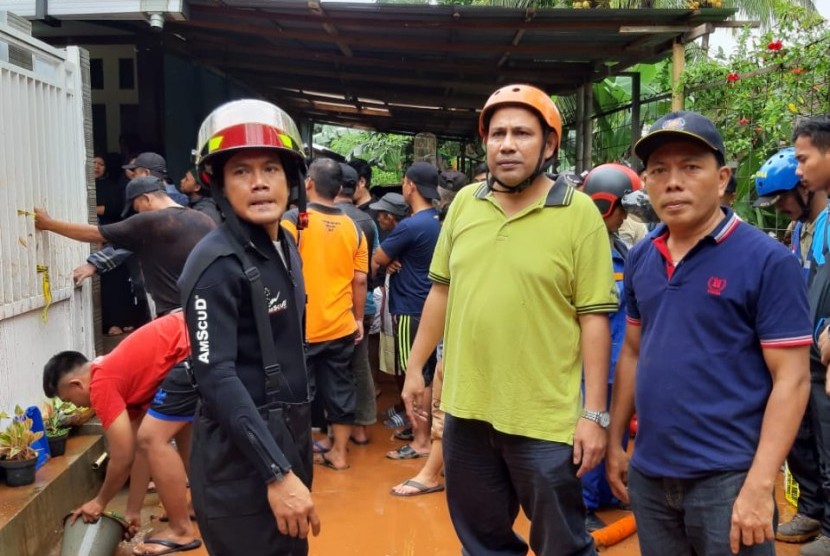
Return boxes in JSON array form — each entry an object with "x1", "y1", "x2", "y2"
[
  {"x1": 369, "y1": 192, "x2": 408, "y2": 218},
  {"x1": 405, "y1": 162, "x2": 440, "y2": 201},
  {"x1": 339, "y1": 163, "x2": 359, "y2": 195},
  {"x1": 439, "y1": 170, "x2": 469, "y2": 193},
  {"x1": 634, "y1": 111, "x2": 725, "y2": 166},
  {"x1": 122, "y1": 176, "x2": 165, "y2": 217},
  {"x1": 123, "y1": 152, "x2": 168, "y2": 179}
]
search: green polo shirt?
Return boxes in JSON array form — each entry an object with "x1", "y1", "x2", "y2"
[{"x1": 429, "y1": 178, "x2": 618, "y2": 444}]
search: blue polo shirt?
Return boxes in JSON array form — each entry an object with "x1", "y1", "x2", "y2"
[
  {"x1": 380, "y1": 207, "x2": 440, "y2": 316},
  {"x1": 626, "y1": 208, "x2": 812, "y2": 479}
]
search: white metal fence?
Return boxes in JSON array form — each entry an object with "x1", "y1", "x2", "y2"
[{"x1": 0, "y1": 12, "x2": 93, "y2": 410}]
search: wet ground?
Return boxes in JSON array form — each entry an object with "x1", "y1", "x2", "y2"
[{"x1": 54, "y1": 384, "x2": 804, "y2": 555}]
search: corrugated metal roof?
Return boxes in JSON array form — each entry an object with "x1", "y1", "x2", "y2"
[{"x1": 74, "y1": 1, "x2": 741, "y2": 138}]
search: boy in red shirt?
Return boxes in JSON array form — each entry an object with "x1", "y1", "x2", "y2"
[{"x1": 42, "y1": 312, "x2": 201, "y2": 555}]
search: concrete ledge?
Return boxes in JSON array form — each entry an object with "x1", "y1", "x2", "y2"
[{"x1": 0, "y1": 434, "x2": 105, "y2": 556}]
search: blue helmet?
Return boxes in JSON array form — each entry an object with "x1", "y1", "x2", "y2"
[{"x1": 753, "y1": 147, "x2": 800, "y2": 208}]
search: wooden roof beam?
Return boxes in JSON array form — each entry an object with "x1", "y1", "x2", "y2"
[
  {"x1": 189, "y1": 4, "x2": 719, "y2": 32},
  {"x1": 171, "y1": 18, "x2": 648, "y2": 57}
]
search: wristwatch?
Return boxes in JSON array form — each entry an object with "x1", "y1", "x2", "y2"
[{"x1": 581, "y1": 409, "x2": 610, "y2": 429}]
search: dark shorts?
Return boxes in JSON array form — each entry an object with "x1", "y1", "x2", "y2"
[
  {"x1": 307, "y1": 334, "x2": 356, "y2": 424},
  {"x1": 393, "y1": 314, "x2": 437, "y2": 386},
  {"x1": 147, "y1": 362, "x2": 198, "y2": 422}
]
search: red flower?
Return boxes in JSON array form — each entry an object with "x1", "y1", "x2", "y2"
[
  {"x1": 792, "y1": 67, "x2": 805, "y2": 75},
  {"x1": 739, "y1": 117, "x2": 750, "y2": 125},
  {"x1": 727, "y1": 72, "x2": 740, "y2": 82},
  {"x1": 767, "y1": 40, "x2": 783, "y2": 51}
]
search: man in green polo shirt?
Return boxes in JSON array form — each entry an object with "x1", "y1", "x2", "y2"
[{"x1": 401, "y1": 84, "x2": 617, "y2": 556}]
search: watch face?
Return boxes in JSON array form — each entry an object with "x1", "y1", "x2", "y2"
[{"x1": 599, "y1": 412, "x2": 611, "y2": 428}]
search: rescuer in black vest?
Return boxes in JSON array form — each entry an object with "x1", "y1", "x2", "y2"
[{"x1": 178, "y1": 99, "x2": 318, "y2": 555}]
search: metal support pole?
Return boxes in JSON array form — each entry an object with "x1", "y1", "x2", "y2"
[
  {"x1": 672, "y1": 39, "x2": 686, "y2": 111},
  {"x1": 631, "y1": 71, "x2": 641, "y2": 157},
  {"x1": 575, "y1": 84, "x2": 585, "y2": 173},
  {"x1": 582, "y1": 83, "x2": 593, "y2": 168}
]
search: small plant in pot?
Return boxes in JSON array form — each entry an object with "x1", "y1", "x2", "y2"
[
  {"x1": 43, "y1": 399, "x2": 71, "y2": 457},
  {"x1": 0, "y1": 405, "x2": 44, "y2": 486}
]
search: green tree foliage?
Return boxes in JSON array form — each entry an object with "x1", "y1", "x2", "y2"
[{"x1": 679, "y1": 2, "x2": 828, "y2": 227}]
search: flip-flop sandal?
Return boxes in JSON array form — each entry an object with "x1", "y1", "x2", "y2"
[
  {"x1": 386, "y1": 445, "x2": 429, "y2": 460},
  {"x1": 349, "y1": 436, "x2": 370, "y2": 446},
  {"x1": 390, "y1": 479, "x2": 445, "y2": 497},
  {"x1": 383, "y1": 412, "x2": 409, "y2": 429},
  {"x1": 393, "y1": 428, "x2": 414, "y2": 441},
  {"x1": 133, "y1": 538, "x2": 202, "y2": 555},
  {"x1": 313, "y1": 440, "x2": 331, "y2": 454},
  {"x1": 316, "y1": 454, "x2": 350, "y2": 471}
]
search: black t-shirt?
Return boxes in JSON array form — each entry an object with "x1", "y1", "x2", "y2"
[
  {"x1": 95, "y1": 177, "x2": 127, "y2": 226},
  {"x1": 100, "y1": 206, "x2": 216, "y2": 314}
]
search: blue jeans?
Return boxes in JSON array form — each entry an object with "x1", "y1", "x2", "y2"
[
  {"x1": 628, "y1": 466, "x2": 776, "y2": 556},
  {"x1": 443, "y1": 415, "x2": 596, "y2": 556}
]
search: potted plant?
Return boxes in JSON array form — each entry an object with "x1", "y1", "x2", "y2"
[
  {"x1": 53, "y1": 398, "x2": 93, "y2": 428},
  {"x1": 0, "y1": 405, "x2": 44, "y2": 486},
  {"x1": 42, "y1": 399, "x2": 70, "y2": 457}
]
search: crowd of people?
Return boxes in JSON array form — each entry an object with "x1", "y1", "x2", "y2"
[{"x1": 30, "y1": 83, "x2": 830, "y2": 556}]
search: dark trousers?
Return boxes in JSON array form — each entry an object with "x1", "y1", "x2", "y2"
[
  {"x1": 788, "y1": 379, "x2": 830, "y2": 534},
  {"x1": 443, "y1": 415, "x2": 596, "y2": 556},
  {"x1": 307, "y1": 334, "x2": 356, "y2": 425},
  {"x1": 628, "y1": 467, "x2": 776, "y2": 556}
]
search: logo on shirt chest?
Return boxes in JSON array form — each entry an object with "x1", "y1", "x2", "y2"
[
  {"x1": 706, "y1": 276, "x2": 728, "y2": 296},
  {"x1": 264, "y1": 287, "x2": 288, "y2": 314}
]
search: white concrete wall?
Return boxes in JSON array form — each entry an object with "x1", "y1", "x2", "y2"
[
  {"x1": 0, "y1": 290, "x2": 93, "y2": 410},
  {"x1": 0, "y1": 16, "x2": 93, "y2": 413}
]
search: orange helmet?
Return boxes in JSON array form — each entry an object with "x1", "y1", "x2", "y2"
[
  {"x1": 478, "y1": 84, "x2": 562, "y2": 149},
  {"x1": 582, "y1": 163, "x2": 642, "y2": 218}
]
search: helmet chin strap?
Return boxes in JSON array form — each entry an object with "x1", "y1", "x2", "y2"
[{"x1": 487, "y1": 133, "x2": 555, "y2": 195}]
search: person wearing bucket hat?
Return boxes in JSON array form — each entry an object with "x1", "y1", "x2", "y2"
[
  {"x1": 398, "y1": 85, "x2": 617, "y2": 556},
  {"x1": 607, "y1": 112, "x2": 812, "y2": 555},
  {"x1": 178, "y1": 99, "x2": 318, "y2": 555},
  {"x1": 370, "y1": 192, "x2": 408, "y2": 222}
]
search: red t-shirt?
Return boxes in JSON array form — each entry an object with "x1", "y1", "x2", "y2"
[{"x1": 89, "y1": 312, "x2": 190, "y2": 429}]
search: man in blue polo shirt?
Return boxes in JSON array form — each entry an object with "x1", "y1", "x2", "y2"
[
  {"x1": 372, "y1": 161, "x2": 441, "y2": 460},
  {"x1": 606, "y1": 111, "x2": 812, "y2": 555}
]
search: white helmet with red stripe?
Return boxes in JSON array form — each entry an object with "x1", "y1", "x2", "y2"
[
  {"x1": 196, "y1": 99, "x2": 305, "y2": 178},
  {"x1": 195, "y1": 99, "x2": 307, "y2": 226}
]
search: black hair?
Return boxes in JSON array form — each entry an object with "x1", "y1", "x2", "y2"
[
  {"x1": 725, "y1": 174, "x2": 737, "y2": 195},
  {"x1": 308, "y1": 158, "x2": 343, "y2": 200},
  {"x1": 793, "y1": 115, "x2": 830, "y2": 152},
  {"x1": 473, "y1": 162, "x2": 488, "y2": 177},
  {"x1": 207, "y1": 150, "x2": 305, "y2": 206},
  {"x1": 43, "y1": 351, "x2": 88, "y2": 398},
  {"x1": 349, "y1": 158, "x2": 372, "y2": 187}
]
